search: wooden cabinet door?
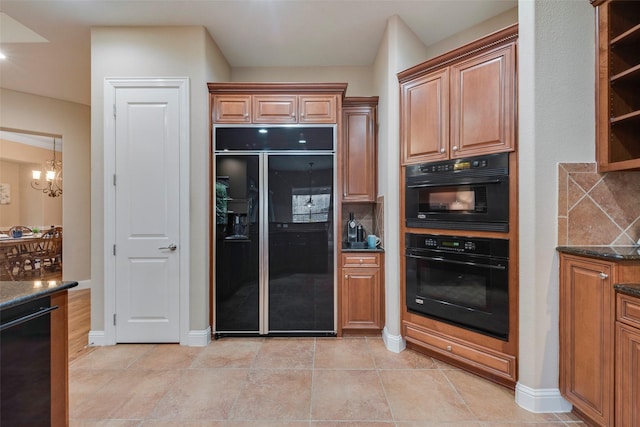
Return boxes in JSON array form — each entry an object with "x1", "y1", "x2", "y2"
[
  {"x1": 450, "y1": 43, "x2": 515, "y2": 158},
  {"x1": 616, "y1": 322, "x2": 640, "y2": 427},
  {"x1": 340, "y1": 253, "x2": 382, "y2": 333},
  {"x1": 213, "y1": 95, "x2": 251, "y2": 123},
  {"x1": 341, "y1": 267, "x2": 381, "y2": 330},
  {"x1": 253, "y1": 95, "x2": 298, "y2": 123},
  {"x1": 401, "y1": 68, "x2": 449, "y2": 164},
  {"x1": 299, "y1": 95, "x2": 337, "y2": 123},
  {"x1": 342, "y1": 100, "x2": 377, "y2": 202},
  {"x1": 559, "y1": 254, "x2": 614, "y2": 427}
]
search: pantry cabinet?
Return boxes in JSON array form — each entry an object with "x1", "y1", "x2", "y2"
[
  {"x1": 342, "y1": 97, "x2": 378, "y2": 202},
  {"x1": 399, "y1": 24, "x2": 517, "y2": 165},
  {"x1": 340, "y1": 252, "x2": 383, "y2": 334},
  {"x1": 592, "y1": 0, "x2": 640, "y2": 171}
]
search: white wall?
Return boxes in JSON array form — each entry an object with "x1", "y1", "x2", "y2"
[
  {"x1": 0, "y1": 88, "x2": 91, "y2": 282},
  {"x1": 90, "y1": 26, "x2": 230, "y2": 332},
  {"x1": 372, "y1": 15, "x2": 429, "y2": 350},
  {"x1": 232, "y1": 66, "x2": 373, "y2": 96},
  {"x1": 516, "y1": 0, "x2": 595, "y2": 411}
]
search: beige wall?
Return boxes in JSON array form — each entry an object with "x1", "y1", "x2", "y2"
[
  {"x1": 0, "y1": 88, "x2": 91, "y2": 282},
  {"x1": 517, "y1": 0, "x2": 594, "y2": 407},
  {"x1": 91, "y1": 26, "x2": 231, "y2": 332},
  {"x1": 232, "y1": 66, "x2": 374, "y2": 96},
  {"x1": 0, "y1": 139, "x2": 63, "y2": 229}
]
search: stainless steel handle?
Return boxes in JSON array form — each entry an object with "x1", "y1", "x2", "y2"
[
  {"x1": 159, "y1": 244, "x2": 177, "y2": 251},
  {"x1": 0, "y1": 306, "x2": 58, "y2": 332},
  {"x1": 600, "y1": 272, "x2": 608, "y2": 279}
]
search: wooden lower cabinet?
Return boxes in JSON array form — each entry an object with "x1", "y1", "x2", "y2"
[
  {"x1": 616, "y1": 292, "x2": 640, "y2": 427},
  {"x1": 340, "y1": 252, "x2": 383, "y2": 334},
  {"x1": 559, "y1": 252, "x2": 640, "y2": 427},
  {"x1": 559, "y1": 254, "x2": 614, "y2": 427},
  {"x1": 404, "y1": 322, "x2": 516, "y2": 385}
]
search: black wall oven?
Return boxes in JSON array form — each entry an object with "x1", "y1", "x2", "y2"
[
  {"x1": 405, "y1": 233, "x2": 509, "y2": 341},
  {"x1": 405, "y1": 153, "x2": 509, "y2": 232}
]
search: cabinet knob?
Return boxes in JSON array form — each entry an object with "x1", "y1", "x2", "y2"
[
  {"x1": 359, "y1": 259, "x2": 363, "y2": 264},
  {"x1": 447, "y1": 345, "x2": 452, "y2": 352},
  {"x1": 600, "y1": 272, "x2": 609, "y2": 279},
  {"x1": 244, "y1": 113, "x2": 249, "y2": 117},
  {"x1": 345, "y1": 275, "x2": 348, "y2": 279},
  {"x1": 452, "y1": 146, "x2": 458, "y2": 151},
  {"x1": 440, "y1": 148, "x2": 445, "y2": 153}
]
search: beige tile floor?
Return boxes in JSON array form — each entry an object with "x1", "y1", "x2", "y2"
[{"x1": 69, "y1": 337, "x2": 587, "y2": 426}]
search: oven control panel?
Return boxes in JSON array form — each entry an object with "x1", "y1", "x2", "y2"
[
  {"x1": 423, "y1": 236, "x2": 476, "y2": 253},
  {"x1": 406, "y1": 233, "x2": 508, "y2": 259}
]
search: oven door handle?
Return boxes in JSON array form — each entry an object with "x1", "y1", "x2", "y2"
[
  {"x1": 407, "y1": 178, "x2": 502, "y2": 189},
  {"x1": 406, "y1": 253, "x2": 506, "y2": 270}
]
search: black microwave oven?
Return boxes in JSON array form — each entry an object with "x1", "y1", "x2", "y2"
[{"x1": 405, "y1": 153, "x2": 509, "y2": 232}]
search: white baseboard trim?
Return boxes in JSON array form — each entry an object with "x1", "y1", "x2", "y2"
[
  {"x1": 89, "y1": 328, "x2": 211, "y2": 347},
  {"x1": 382, "y1": 327, "x2": 406, "y2": 353},
  {"x1": 88, "y1": 330, "x2": 107, "y2": 346},
  {"x1": 515, "y1": 383, "x2": 573, "y2": 413},
  {"x1": 187, "y1": 327, "x2": 211, "y2": 347}
]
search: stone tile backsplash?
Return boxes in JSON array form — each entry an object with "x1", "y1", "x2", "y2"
[{"x1": 558, "y1": 163, "x2": 640, "y2": 246}]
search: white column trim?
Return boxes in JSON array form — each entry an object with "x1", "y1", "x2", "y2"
[
  {"x1": 383, "y1": 326, "x2": 406, "y2": 353},
  {"x1": 515, "y1": 382, "x2": 573, "y2": 413}
]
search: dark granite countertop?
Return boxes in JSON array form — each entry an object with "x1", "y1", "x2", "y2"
[
  {"x1": 1, "y1": 280, "x2": 79, "y2": 310},
  {"x1": 341, "y1": 242, "x2": 385, "y2": 253},
  {"x1": 614, "y1": 283, "x2": 640, "y2": 298},
  {"x1": 341, "y1": 247, "x2": 385, "y2": 253},
  {"x1": 556, "y1": 246, "x2": 640, "y2": 261}
]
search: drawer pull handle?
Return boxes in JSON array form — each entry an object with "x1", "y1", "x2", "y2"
[
  {"x1": 446, "y1": 345, "x2": 452, "y2": 352},
  {"x1": 600, "y1": 272, "x2": 608, "y2": 279}
]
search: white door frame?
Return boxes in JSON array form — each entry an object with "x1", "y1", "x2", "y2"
[{"x1": 104, "y1": 77, "x2": 190, "y2": 345}]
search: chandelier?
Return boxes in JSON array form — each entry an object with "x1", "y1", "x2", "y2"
[{"x1": 31, "y1": 137, "x2": 62, "y2": 197}]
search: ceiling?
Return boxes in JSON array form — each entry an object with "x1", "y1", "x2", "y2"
[{"x1": 0, "y1": 0, "x2": 517, "y2": 106}]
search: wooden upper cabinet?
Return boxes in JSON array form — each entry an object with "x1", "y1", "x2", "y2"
[
  {"x1": 253, "y1": 95, "x2": 298, "y2": 123},
  {"x1": 398, "y1": 24, "x2": 517, "y2": 165},
  {"x1": 450, "y1": 43, "x2": 515, "y2": 158},
  {"x1": 299, "y1": 95, "x2": 338, "y2": 123},
  {"x1": 342, "y1": 97, "x2": 378, "y2": 202},
  {"x1": 213, "y1": 95, "x2": 251, "y2": 123},
  {"x1": 593, "y1": 0, "x2": 640, "y2": 171},
  {"x1": 401, "y1": 68, "x2": 449, "y2": 164},
  {"x1": 209, "y1": 83, "x2": 346, "y2": 124}
]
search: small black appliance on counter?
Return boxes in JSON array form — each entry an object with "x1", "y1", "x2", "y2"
[{"x1": 346, "y1": 212, "x2": 368, "y2": 249}]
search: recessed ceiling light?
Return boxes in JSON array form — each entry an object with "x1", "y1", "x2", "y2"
[{"x1": 0, "y1": 51, "x2": 6, "y2": 60}]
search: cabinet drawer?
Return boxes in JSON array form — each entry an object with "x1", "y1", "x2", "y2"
[
  {"x1": 341, "y1": 253, "x2": 380, "y2": 268},
  {"x1": 617, "y1": 292, "x2": 640, "y2": 329},
  {"x1": 404, "y1": 322, "x2": 516, "y2": 382}
]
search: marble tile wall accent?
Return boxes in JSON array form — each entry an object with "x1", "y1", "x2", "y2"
[
  {"x1": 375, "y1": 196, "x2": 384, "y2": 246},
  {"x1": 558, "y1": 163, "x2": 640, "y2": 246}
]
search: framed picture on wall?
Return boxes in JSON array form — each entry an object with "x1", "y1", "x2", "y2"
[{"x1": 0, "y1": 183, "x2": 10, "y2": 204}]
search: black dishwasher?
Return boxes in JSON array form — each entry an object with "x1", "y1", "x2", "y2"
[{"x1": 1, "y1": 296, "x2": 58, "y2": 426}]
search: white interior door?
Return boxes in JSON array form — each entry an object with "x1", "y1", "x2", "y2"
[{"x1": 113, "y1": 85, "x2": 181, "y2": 342}]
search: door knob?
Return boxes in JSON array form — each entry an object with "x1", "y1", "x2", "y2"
[{"x1": 158, "y1": 244, "x2": 177, "y2": 251}]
